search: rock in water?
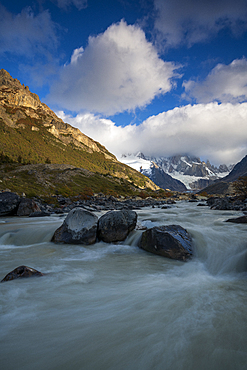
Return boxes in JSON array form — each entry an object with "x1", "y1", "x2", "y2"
[
  {"x1": 1, "y1": 265, "x2": 44, "y2": 282},
  {"x1": 226, "y1": 215, "x2": 247, "y2": 223},
  {"x1": 0, "y1": 192, "x2": 20, "y2": 216},
  {"x1": 98, "y1": 210, "x2": 137, "y2": 243},
  {"x1": 52, "y1": 207, "x2": 98, "y2": 244},
  {"x1": 138, "y1": 225, "x2": 193, "y2": 261},
  {"x1": 17, "y1": 198, "x2": 41, "y2": 216}
]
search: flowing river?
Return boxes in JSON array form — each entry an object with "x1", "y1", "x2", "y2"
[{"x1": 0, "y1": 201, "x2": 247, "y2": 370}]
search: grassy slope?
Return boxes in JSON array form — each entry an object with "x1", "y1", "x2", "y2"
[{"x1": 0, "y1": 116, "x2": 151, "y2": 192}]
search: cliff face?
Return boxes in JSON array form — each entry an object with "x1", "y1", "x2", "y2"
[
  {"x1": 0, "y1": 69, "x2": 111, "y2": 157},
  {"x1": 0, "y1": 69, "x2": 159, "y2": 192}
]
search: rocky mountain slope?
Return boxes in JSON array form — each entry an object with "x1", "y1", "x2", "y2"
[
  {"x1": 0, "y1": 69, "x2": 159, "y2": 194},
  {"x1": 199, "y1": 154, "x2": 247, "y2": 195},
  {"x1": 120, "y1": 152, "x2": 232, "y2": 191},
  {"x1": 219, "y1": 154, "x2": 247, "y2": 182}
]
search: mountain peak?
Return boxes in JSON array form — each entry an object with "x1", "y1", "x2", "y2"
[{"x1": 0, "y1": 69, "x2": 22, "y2": 89}]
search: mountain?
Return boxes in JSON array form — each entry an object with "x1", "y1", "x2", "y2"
[
  {"x1": 219, "y1": 154, "x2": 247, "y2": 182},
  {"x1": 199, "y1": 155, "x2": 247, "y2": 195},
  {"x1": 119, "y1": 152, "x2": 232, "y2": 191},
  {"x1": 0, "y1": 69, "x2": 159, "y2": 196}
]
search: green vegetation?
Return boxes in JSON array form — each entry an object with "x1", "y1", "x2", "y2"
[
  {"x1": 0, "y1": 115, "x2": 153, "y2": 190},
  {"x1": 233, "y1": 176, "x2": 247, "y2": 197},
  {"x1": 0, "y1": 163, "x2": 161, "y2": 198}
]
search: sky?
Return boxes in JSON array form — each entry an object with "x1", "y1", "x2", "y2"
[{"x1": 1, "y1": 0, "x2": 247, "y2": 165}]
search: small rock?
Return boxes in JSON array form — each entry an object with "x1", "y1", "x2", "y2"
[
  {"x1": 1, "y1": 265, "x2": 44, "y2": 282},
  {"x1": 29, "y1": 211, "x2": 51, "y2": 217},
  {"x1": 225, "y1": 215, "x2": 247, "y2": 223}
]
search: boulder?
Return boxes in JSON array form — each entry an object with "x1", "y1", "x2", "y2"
[
  {"x1": 207, "y1": 196, "x2": 246, "y2": 211},
  {"x1": 98, "y1": 210, "x2": 137, "y2": 243},
  {"x1": 1, "y1": 265, "x2": 44, "y2": 282},
  {"x1": 226, "y1": 215, "x2": 247, "y2": 223},
  {"x1": 138, "y1": 224, "x2": 193, "y2": 261},
  {"x1": 0, "y1": 191, "x2": 20, "y2": 216},
  {"x1": 16, "y1": 198, "x2": 41, "y2": 216},
  {"x1": 52, "y1": 207, "x2": 98, "y2": 244}
]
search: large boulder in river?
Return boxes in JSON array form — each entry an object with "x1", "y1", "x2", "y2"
[
  {"x1": 16, "y1": 198, "x2": 41, "y2": 216},
  {"x1": 0, "y1": 191, "x2": 20, "y2": 216},
  {"x1": 52, "y1": 207, "x2": 98, "y2": 244},
  {"x1": 138, "y1": 225, "x2": 193, "y2": 261},
  {"x1": 1, "y1": 265, "x2": 44, "y2": 282},
  {"x1": 98, "y1": 210, "x2": 137, "y2": 243}
]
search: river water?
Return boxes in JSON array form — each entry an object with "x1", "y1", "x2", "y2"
[{"x1": 0, "y1": 202, "x2": 247, "y2": 370}]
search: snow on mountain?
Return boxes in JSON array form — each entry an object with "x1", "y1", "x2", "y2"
[
  {"x1": 120, "y1": 153, "x2": 151, "y2": 174},
  {"x1": 118, "y1": 153, "x2": 233, "y2": 191}
]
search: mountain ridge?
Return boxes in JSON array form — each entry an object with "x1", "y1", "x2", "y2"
[
  {"x1": 0, "y1": 69, "x2": 159, "y2": 194},
  {"x1": 199, "y1": 155, "x2": 247, "y2": 195},
  {"x1": 119, "y1": 152, "x2": 232, "y2": 191}
]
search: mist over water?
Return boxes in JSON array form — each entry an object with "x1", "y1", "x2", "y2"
[{"x1": 1, "y1": 202, "x2": 247, "y2": 370}]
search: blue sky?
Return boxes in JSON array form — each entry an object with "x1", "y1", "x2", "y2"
[{"x1": 1, "y1": 0, "x2": 247, "y2": 164}]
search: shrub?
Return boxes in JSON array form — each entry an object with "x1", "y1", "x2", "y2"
[{"x1": 233, "y1": 176, "x2": 247, "y2": 197}]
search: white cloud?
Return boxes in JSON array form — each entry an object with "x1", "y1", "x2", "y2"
[
  {"x1": 58, "y1": 102, "x2": 247, "y2": 166},
  {"x1": 0, "y1": 5, "x2": 58, "y2": 58},
  {"x1": 183, "y1": 58, "x2": 247, "y2": 104},
  {"x1": 49, "y1": 20, "x2": 180, "y2": 115},
  {"x1": 153, "y1": 0, "x2": 247, "y2": 47}
]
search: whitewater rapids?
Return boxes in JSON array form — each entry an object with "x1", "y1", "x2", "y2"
[{"x1": 0, "y1": 202, "x2": 247, "y2": 370}]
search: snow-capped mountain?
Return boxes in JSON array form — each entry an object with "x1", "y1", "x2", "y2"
[{"x1": 119, "y1": 153, "x2": 233, "y2": 191}]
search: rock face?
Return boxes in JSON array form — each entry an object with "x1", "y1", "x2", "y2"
[
  {"x1": 16, "y1": 198, "x2": 41, "y2": 216},
  {"x1": 221, "y1": 154, "x2": 247, "y2": 182},
  {"x1": 199, "y1": 154, "x2": 247, "y2": 195},
  {"x1": 1, "y1": 265, "x2": 44, "y2": 282},
  {"x1": 98, "y1": 210, "x2": 137, "y2": 242},
  {"x1": 0, "y1": 69, "x2": 159, "y2": 192},
  {"x1": 52, "y1": 207, "x2": 98, "y2": 244},
  {"x1": 0, "y1": 69, "x2": 107, "y2": 155},
  {"x1": 0, "y1": 191, "x2": 20, "y2": 216},
  {"x1": 138, "y1": 225, "x2": 193, "y2": 261},
  {"x1": 147, "y1": 166, "x2": 187, "y2": 192}
]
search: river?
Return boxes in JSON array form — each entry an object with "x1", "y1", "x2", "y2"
[{"x1": 0, "y1": 201, "x2": 247, "y2": 370}]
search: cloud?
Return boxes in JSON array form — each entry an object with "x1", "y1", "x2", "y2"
[
  {"x1": 58, "y1": 102, "x2": 247, "y2": 165},
  {"x1": 52, "y1": 0, "x2": 87, "y2": 10},
  {"x1": 0, "y1": 5, "x2": 58, "y2": 59},
  {"x1": 49, "y1": 20, "x2": 180, "y2": 115},
  {"x1": 183, "y1": 58, "x2": 247, "y2": 104},
  {"x1": 153, "y1": 0, "x2": 247, "y2": 47}
]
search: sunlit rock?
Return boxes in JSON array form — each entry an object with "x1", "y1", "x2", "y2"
[
  {"x1": 52, "y1": 207, "x2": 98, "y2": 244},
  {"x1": 98, "y1": 210, "x2": 137, "y2": 243},
  {"x1": 138, "y1": 225, "x2": 193, "y2": 261}
]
